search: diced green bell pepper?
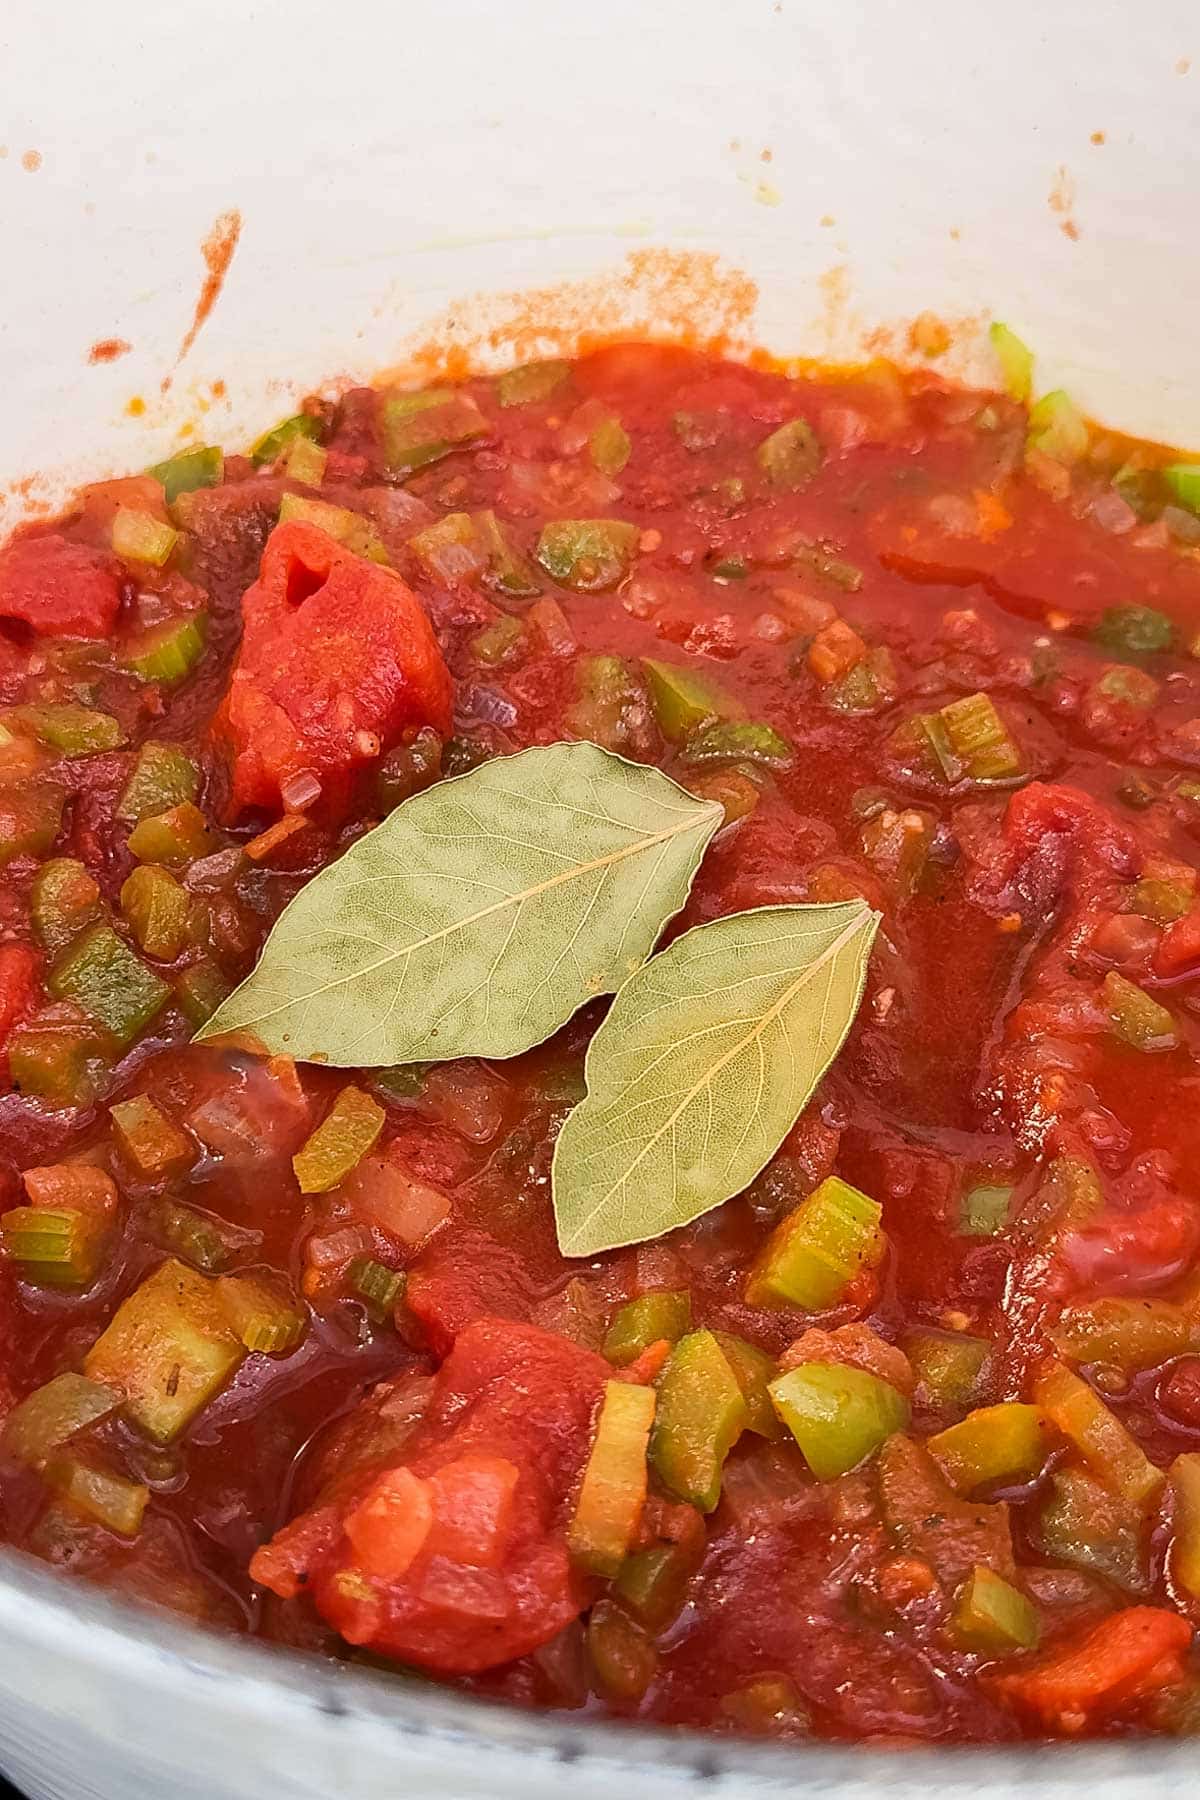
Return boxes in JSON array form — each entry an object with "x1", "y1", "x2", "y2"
[
  {"x1": 126, "y1": 800, "x2": 213, "y2": 867},
  {"x1": 111, "y1": 507, "x2": 179, "y2": 568},
  {"x1": 31, "y1": 858, "x2": 102, "y2": 957},
  {"x1": 250, "y1": 411, "x2": 322, "y2": 467},
  {"x1": 641, "y1": 659, "x2": 732, "y2": 742},
  {"x1": 84, "y1": 1257, "x2": 245, "y2": 1443},
  {"x1": 379, "y1": 388, "x2": 488, "y2": 476},
  {"x1": 928, "y1": 1403, "x2": 1051, "y2": 1493},
  {"x1": 293, "y1": 1085, "x2": 386, "y2": 1194},
  {"x1": 744, "y1": 1175, "x2": 883, "y2": 1311},
  {"x1": 1034, "y1": 1359, "x2": 1163, "y2": 1507},
  {"x1": 684, "y1": 720, "x2": 793, "y2": 770},
  {"x1": 536, "y1": 519, "x2": 639, "y2": 592},
  {"x1": 604, "y1": 1290, "x2": 692, "y2": 1366},
  {"x1": 124, "y1": 614, "x2": 208, "y2": 684},
  {"x1": 1036, "y1": 1462, "x2": 1149, "y2": 1593},
  {"x1": 564, "y1": 654, "x2": 650, "y2": 755},
  {"x1": 614, "y1": 1541, "x2": 695, "y2": 1630},
  {"x1": 283, "y1": 435, "x2": 328, "y2": 487},
  {"x1": 1027, "y1": 390, "x2": 1089, "y2": 464},
  {"x1": 120, "y1": 864, "x2": 190, "y2": 961},
  {"x1": 470, "y1": 613, "x2": 525, "y2": 667},
  {"x1": 650, "y1": 1329, "x2": 748, "y2": 1512},
  {"x1": 586, "y1": 1599, "x2": 658, "y2": 1702},
  {"x1": 756, "y1": 418, "x2": 823, "y2": 489},
  {"x1": 951, "y1": 1565, "x2": 1040, "y2": 1652},
  {"x1": 116, "y1": 742, "x2": 199, "y2": 824},
  {"x1": 1092, "y1": 605, "x2": 1174, "y2": 657},
  {"x1": 0, "y1": 784, "x2": 65, "y2": 865},
  {"x1": 6, "y1": 704, "x2": 124, "y2": 756},
  {"x1": 769, "y1": 1361, "x2": 910, "y2": 1480},
  {"x1": 713, "y1": 1331, "x2": 783, "y2": 1439},
  {"x1": 48, "y1": 924, "x2": 170, "y2": 1048},
  {"x1": 496, "y1": 360, "x2": 570, "y2": 407},
  {"x1": 904, "y1": 1329, "x2": 989, "y2": 1413},
  {"x1": 472, "y1": 509, "x2": 542, "y2": 596},
  {"x1": 1092, "y1": 665, "x2": 1159, "y2": 710},
  {"x1": 152, "y1": 1200, "x2": 235, "y2": 1274},
  {"x1": 1128, "y1": 877, "x2": 1193, "y2": 924},
  {"x1": 149, "y1": 445, "x2": 223, "y2": 504}
]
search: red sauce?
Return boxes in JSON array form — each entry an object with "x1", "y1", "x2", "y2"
[{"x1": 2, "y1": 343, "x2": 1200, "y2": 1743}]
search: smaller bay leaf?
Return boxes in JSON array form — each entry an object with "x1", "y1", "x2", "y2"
[
  {"x1": 197, "y1": 742, "x2": 722, "y2": 1067},
  {"x1": 552, "y1": 901, "x2": 880, "y2": 1256}
]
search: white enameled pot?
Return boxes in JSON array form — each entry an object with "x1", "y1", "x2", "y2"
[{"x1": 0, "y1": 1, "x2": 1197, "y2": 1793}]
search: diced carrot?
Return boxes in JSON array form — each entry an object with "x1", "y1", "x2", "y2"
[
  {"x1": 616, "y1": 1339, "x2": 673, "y2": 1385},
  {"x1": 973, "y1": 490, "x2": 1013, "y2": 540},
  {"x1": 991, "y1": 1606, "x2": 1192, "y2": 1731},
  {"x1": 343, "y1": 1467, "x2": 434, "y2": 1580},
  {"x1": 23, "y1": 1164, "x2": 119, "y2": 1221},
  {"x1": 426, "y1": 1454, "x2": 520, "y2": 1568},
  {"x1": 243, "y1": 813, "x2": 311, "y2": 862}
]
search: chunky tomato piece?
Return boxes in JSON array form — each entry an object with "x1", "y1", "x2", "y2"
[
  {"x1": 0, "y1": 943, "x2": 39, "y2": 1080},
  {"x1": 212, "y1": 521, "x2": 453, "y2": 820},
  {"x1": 992, "y1": 1607, "x2": 1192, "y2": 1731},
  {"x1": 252, "y1": 1318, "x2": 608, "y2": 1672},
  {"x1": 0, "y1": 533, "x2": 124, "y2": 637}
]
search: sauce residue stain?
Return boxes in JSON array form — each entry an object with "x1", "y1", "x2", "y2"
[
  {"x1": 169, "y1": 208, "x2": 243, "y2": 382},
  {"x1": 386, "y1": 249, "x2": 760, "y2": 384},
  {"x1": 127, "y1": 396, "x2": 146, "y2": 417},
  {"x1": 1048, "y1": 165, "x2": 1080, "y2": 239},
  {"x1": 1091, "y1": 130, "x2": 1107, "y2": 145},
  {"x1": 87, "y1": 338, "x2": 132, "y2": 366},
  {"x1": 21, "y1": 150, "x2": 42, "y2": 173},
  {"x1": 1178, "y1": 57, "x2": 1191, "y2": 75}
]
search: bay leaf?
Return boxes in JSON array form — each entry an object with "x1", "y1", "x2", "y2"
[
  {"x1": 197, "y1": 742, "x2": 722, "y2": 1066},
  {"x1": 552, "y1": 900, "x2": 880, "y2": 1256}
]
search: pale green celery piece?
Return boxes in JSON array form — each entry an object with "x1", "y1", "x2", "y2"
[
  {"x1": 124, "y1": 615, "x2": 208, "y2": 685},
  {"x1": 988, "y1": 323, "x2": 1034, "y2": 403},
  {"x1": 496, "y1": 361, "x2": 570, "y2": 407},
  {"x1": 960, "y1": 1183, "x2": 1013, "y2": 1237},
  {"x1": 111, "y1": 508, "x2": 179, "y2": 568},
  {"x1": 148, "y1": 446, "x2": 223, "y2": 504},
  {"x1": 1164, "y1": 464, "x2": 1200, "y2": 517},
  {"x1": 756, "y1": 418, "x2": 823, "y2": 489},
  {"x1": 116, "y1": 742, "x2": 199, "y2": 824},
  {"x1": 7, "y1": 704, "x2": 124, "y2": 755},
  {"x1": 769, "y1": 1361, "x2": 910, "y2": 1480},
  {"x1": 952, "y1": 1565, "x2": 1040, "y2": 1651},
  {"x1": 1026, "y1": 390, "x2": 1089, "y2": 465},
  {"x1": 250, "y1": 412, "x2": 322, "y2": 467},
  {"x1": 590, "y1": 416, "x2": 631, "y2": 476},
  {"x1": 1102, "y1": 970, "x2": 1177, "y2": 1051}
]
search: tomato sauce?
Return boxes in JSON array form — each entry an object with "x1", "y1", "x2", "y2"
[{"x1": 3, "y1": 343, "x2": 1200, "y2": 1743}]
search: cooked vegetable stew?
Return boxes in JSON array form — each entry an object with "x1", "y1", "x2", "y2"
[{"x1": 4, "y1": 340, "x2": 1200, "y2": 1741}]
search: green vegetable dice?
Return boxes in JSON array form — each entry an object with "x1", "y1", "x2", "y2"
[
  {"x1": 536, "y1": 519, "x2": 639, "y2": 592},
  {"x1": 6, "y1": 704, "x2": 124, "y2": 755},
  {"x1": 650, "y1": 1329, "x2": 748, "y2": 1511},
  {"x1": 48, "y1": 925, "x2": 170, "y2": 1048},
  {"x1": 148, "y1": 445, "x2": 223, "y2": 503},
  {"x1": 769, "y1": 1361, "x2": 910, "y2": 1479},
  {"x1": 604, "y1": 1290, "x2": 692, "y2": 1366},
  {"x1": 31, "y1": 858, "x2": 102, "y2": 957},
  {"x1": 116, "y1": 742, "x2": 199, "y2": 824}
]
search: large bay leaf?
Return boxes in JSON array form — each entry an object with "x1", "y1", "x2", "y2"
[
  {"x1": 197, "y1": 742, "x2": 722, "y2": 1066},
  {"x1": 553, "y1": 900, "x2": 880, "y2": 1256}
]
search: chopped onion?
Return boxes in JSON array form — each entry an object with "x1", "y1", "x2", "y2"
[
  {"x1": 1089, "y1": 488, "x2": 1137, "y2": 535},
  {"x1": 462, "y1": 684, "x2": 518, "y2": 728},
  {"x1": 281, "y1": 770, "x2": 323, "y2": 811}
]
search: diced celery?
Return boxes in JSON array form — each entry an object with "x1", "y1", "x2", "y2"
[
  {"x1": 6, "y1": 704, "x2": 124, "y2": 755},
  {"x1": 124, "y1": 614, "x2": 208, "y2": 684},
  {"x1": 684, "y1": 720, "x2": 793, "y2": 769},
  {"x1": 84, "y1": 1257, "x2": 245, "y2": 1443},
  {"x1": 604, "y1": 1291, "x2": 692, "y2": 1366},
  {"x1": 590, "y1": 416, "x2": 632, "y2": 476},
  {"x1": 472, "y1": 509, "x2": 542, "y2": 597},
  {"x1": 1163, "y1": 465, "x2": 1200, "y2": 517},
  {"x1": 744, "y1": 1175, "x2": 883, "y2": 1311},
  {"x1": 615, "y1": 1542, "x2": 695, "y2": 1630},
  {"x1": 8, "y1": 1021, "x2": 95, "y2": 1107},
  {"x1": 110, "y1": 1095, "x2": 194, "y2": 1179},
  {"x1": 175, "y1": 959, "x2": 230, "y2": 1028},
  {"x1": 960, "y1": 1182, "x2": 1014, "y2": 1237},
  {"x1": 586, "y1": 1599, "x2": 658, "y2": 1702},
  {"x1": 792, "y1": 539, "x2": 864, "y2": 592},
  {"x1": 126, "y1": 800, "x2": 213, "y2": 866},
  {"x1": 408, "y1": 512, "x2": 484, "y2": 583},
  {"x1": 1093, "y1": 605, "x2": 1174, "y2": 657},
  {"x1": 283, "y1": 435, "x2": 328, "y2": 487},
  {"x1": 568, "y1": 1379, "x2": 656, "y2": 1576},
  {"x1": 860, "y1": 805, "x2": 936, "y2": 900},
  {"x1": 756, "y1": 418, "x2": 823, "y2": 490},
  {"x1": 769, "y1": 1361, "x2": 910, "y2": 1480},
  {"x1": 939, "y1": 692, "x2": 1024, "y2": 782},
  {"x1": 1092, "y1": 665, "x2": 1159, "y2": 710},
  {"x1": 348, "y1": 1257, "x2": 406, "y2": 1322},
  {"x1": 152, "y1": 1200, "x2": 235, "y2": 1274},
  {"x1": 1052, "y1": 1296, "x2": 1199, "y2": 1372},
  {"x1": 111, "y1": 507, "x2": 179, "y2": 568},
  {"x1": 650, "y1": 1329, "x2": 748, "y2": 1512},
  {"x1": 1036, "y1": 1462, "x2": 1148, "y2": 1593},
  {"x1": 952, "y1": 1565, "x2": 1040, "y2": 1652},
  {"x1": 31, "y1": 858, "x2": 102, "y2": 958},
  {"x1": 277, "y1": 493, "x2": 388, "y2": 562},
  {"x1": 250, "y1": 411, "x2": 322, "y2": 467},
  {"x1": 217, "y1": 1271, "x2": 307, "y2": 1354},
  {"x1": 43, "y1": 1456, "x2": 148, "y2": 1537},
  {"x1": 293, "y1": 1085, "x2": 385, "y2": 1194},
  {"x1": 1102, "y1": 970, "x2": 1177, "y2": 1051},
  {"x1": 720, "y1": 1675, "x2": 811, "y2": 1735},
  {"x1": 0, "y1": 1206, "x2": 108, "y2": 1287},
  {"x1": 496, "y1": 361, "x2": 570, "y2": 407},
  {"x1": 0, "y1": 784, "x2": 65, "y2": 866},
  {"x1": 989, "y1": 322, "x2": 1034, "y2": 404},
  {"x1": 904, "y1": 1330, "x2": 989, "y2": 1413},
  {"x1": 1128, "y1": 878, "x2": 1193, "y2": 925},
  {"x1": 116, "y1": 742, "x2": 199, "y2": 824},
  {"x1": 826, "y1": 649, "x2": 897, "y2": 715},
  {"x1": 928, "y1": 1403, "x2": 1051, "y2": 1493},
  {"x1": 470, "y1": 614, "x2": 525, "y2": 667},
  {"x1": 120, "y1": 864, "x2": 190, "y2": 961},
  {"x1": 1034, "y1": 1359, "x2": 1164, "y2": 1507},
  {"x1": 641, "y1": 659, "x2": 731, "y2": 742},
  {"x1": 1170, "y1": 1453, "x2": 1200, "y2": 1600},
  {"x1": 1027, "y1": 390, "x2": 1089, "y2": 465},
  {"x1": 379, "y1": 387, "x2": 488, "y2": 476},
  {"x1": 0, "y1": 1373, "x2": 119, "y2": 1467},
  {"x1": 149, "y1": 445, "x2": 223, "y2": 503},
  {"x1": 713, "y1": 1331, "x2": 783, "y2": 1440},
  {"x1": 48, "y1": 924, "x2": 170, "y2": 1047},
  {"x1": 536, "y1": 519, "x2": 639, "y2": 592}
]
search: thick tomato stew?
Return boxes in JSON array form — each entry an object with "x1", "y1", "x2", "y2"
[{"x1": 4, "y1": 343, "x2": 1200, "y2": 1745}]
